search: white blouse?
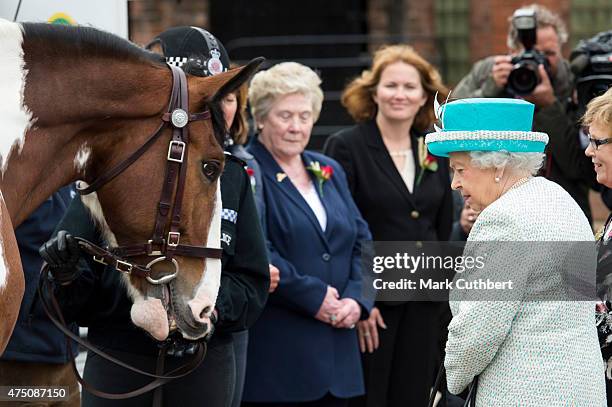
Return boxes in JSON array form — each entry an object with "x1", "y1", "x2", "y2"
[
  {"x1": 298, "y1": 182, "x2": 327, "y2": 231},
  {"x1": 390, "y1": 149, "x2": 416, "y2": 193}
]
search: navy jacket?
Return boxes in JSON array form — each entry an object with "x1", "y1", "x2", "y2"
[
  {"x1": 243, "y1": 139, "x2": 373, "y2": 402},
  {"x1": 1, "y1": 186, "x2": 76, "y2": 363}
]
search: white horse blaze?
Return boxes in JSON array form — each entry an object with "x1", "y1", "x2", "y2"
[
  {"x1": 0, "y1": 20, "x2": 33, "y2": 175},
  {"x1": 188, "y1": 181, "x2": 222, "y2": 322}
]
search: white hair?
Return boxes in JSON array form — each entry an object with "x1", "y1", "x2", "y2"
[
  {"x1": 248, "y1": 62, "x2": 324, "y2": 125},
  {"x1": 469, "y1": 151, "x2": 545, "y2": 175}
]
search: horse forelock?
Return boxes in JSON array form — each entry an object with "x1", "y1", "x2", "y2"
[{"x1": 0, "y1": 19, "x2": 33, "y2": 176}]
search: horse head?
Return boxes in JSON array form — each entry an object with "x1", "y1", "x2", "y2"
[
  {"x1": 78, "y1": 60, "x2": 263, "y2": 342},
  {"x1": 0, "y1": 20, "x2": 262, "y2": 345}
]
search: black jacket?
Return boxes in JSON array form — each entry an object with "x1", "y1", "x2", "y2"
[
  {"x1": 1, "y1": 187, "x2": 76, "y2": 363},
  {"x1": 324, "y1": 120, "x2": 453, "y2": 242},
  {"x1": 53, "y1": 156, "x2": 269, "y2": 354}
]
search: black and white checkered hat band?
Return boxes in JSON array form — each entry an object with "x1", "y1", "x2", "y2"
[
  {"x1": 166, "y1": 57, "x2": 189, "y2": 67},
  {"x1": 221, "y1": 209, "x2": 238, "y2": 224}
]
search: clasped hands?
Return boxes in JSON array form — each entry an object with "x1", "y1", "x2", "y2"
[{"x1": 315, "y1": 285, "x2": 360, "y2": 329}]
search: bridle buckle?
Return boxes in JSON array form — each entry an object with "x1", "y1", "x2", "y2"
[
  {"x1": 115, "y1": 259, "x2": 133, "y2": 274},
  {"x1": 167, "y1": 232, "x2": 181, "y2": 247},
  {"x1": 93, "y1": 255, "x2": 108, "y2": 265},
  {"x1": 147, "y1": 239, "x2": 164, "y2": 256},
  {"x1": 167, "y1": 140, "x2": 186, "y2": 163}
]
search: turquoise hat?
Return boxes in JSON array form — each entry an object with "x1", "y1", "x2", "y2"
[{"x1": 424, "y1": 98, "x2": 548, "y2": 157}]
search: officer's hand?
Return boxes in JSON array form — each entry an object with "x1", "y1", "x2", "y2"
[
  {"x1": 491, "y1": 55, "x2": 513, "y2": 88},
  {"x1": 39, "y1": 230, "x2": 81, "y2": 285},
  {"x1": 521, "y1": 64, "x2": 555, "y2": 108}
]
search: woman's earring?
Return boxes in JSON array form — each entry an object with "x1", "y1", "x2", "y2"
[{"x1": 495, "y1": 176, "x2": 501, "y2": 183}]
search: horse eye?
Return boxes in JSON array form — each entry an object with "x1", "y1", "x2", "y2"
[{"x1": 201, "y1": 161, "x2": 221, "y2": 181}]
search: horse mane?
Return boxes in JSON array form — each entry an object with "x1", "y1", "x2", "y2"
[{"x1": 22, "y1": 22, "x2": 165, "y2": 67}]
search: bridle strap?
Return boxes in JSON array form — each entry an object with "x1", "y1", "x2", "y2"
[
  {"x1": 75, "y1": 63, "x2": 221, "y2": 281},
  {"x1": 167, "y1": 67, "x2": 192, "y2": 260},
  {"x1": 74, "y1": 237, "x2": 223, "y2": 282},
  {"x1": 75, "y1": 121, "x2": 166, "y2": 195},
  {"x1": 150, "y1": 65, "x2": 189, "y2": 256}
]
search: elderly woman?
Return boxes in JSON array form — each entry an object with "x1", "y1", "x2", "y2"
[
  {"x1": 425, "y1": 97, "x2": 606, "y2": 406},
  {"x1": 584, "y1": 87, "x2": 612, "y2": 404},
  {"x1": 324, "y1": 44, "x2": 453, "y2": 407},
  {"x1": 242, "y1": 62, "x2": 372, "y2": 407}
]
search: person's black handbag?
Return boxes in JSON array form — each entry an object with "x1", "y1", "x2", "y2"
[{"x1": 428, "y1": 362, "x2": 479, "y2": 407}]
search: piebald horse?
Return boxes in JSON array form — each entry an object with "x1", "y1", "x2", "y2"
[{"x1": 0, "y1": 19, "x2": 259, "y2": 354}]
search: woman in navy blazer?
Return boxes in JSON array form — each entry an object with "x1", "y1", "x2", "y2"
[{"x1": 242, "y1": 62, "x2": 373, "y2": 407}]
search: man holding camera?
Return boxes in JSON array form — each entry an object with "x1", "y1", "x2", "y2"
[{"x1": 454, "y1": 3, "x2": 596, "y2": 221}]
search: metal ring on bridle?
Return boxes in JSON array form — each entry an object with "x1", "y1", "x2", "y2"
[
  {"x1": 145, "y1": 256, "x2": 179, "y2": 284},
  {"x1": 171, "y1": 108, "x2": 188, "y2": 128}
]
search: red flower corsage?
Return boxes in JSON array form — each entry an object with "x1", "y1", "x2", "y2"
[
  {"x1": 416, "y1": 138, "x2": 439, "y2": 186},
  {"x1": 246, "y1": 167, "x2": 256, "y2": 194},
  {"x1": 306, "y1": 161, "x2": 333, "y2": 196}
]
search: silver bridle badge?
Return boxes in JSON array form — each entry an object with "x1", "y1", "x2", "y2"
[{"x1": 171, "y1": 108, "x2": 188, "y2": 128}]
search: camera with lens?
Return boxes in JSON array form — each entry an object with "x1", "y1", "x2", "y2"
[
  {"x1": 506, "y1": 8, "x2": 552, "y2": 96},
  {"x1": 570, "y1": 30, "x2": 612, "y2": 117}
]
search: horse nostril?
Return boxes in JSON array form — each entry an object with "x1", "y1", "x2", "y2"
[{"x1": 199, "y1": 306, "x2": 211, "y2": 320}]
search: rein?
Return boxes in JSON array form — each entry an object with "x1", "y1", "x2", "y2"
[
  {"x1": 76, "y1": 64, "x2": 222, "y2": 284},
  {"x1": 38, "y1": 64, "x2": 223, "y2": 402},
  {"x1": 37, "y1": 263, "x2": 207, "y2": 400}
]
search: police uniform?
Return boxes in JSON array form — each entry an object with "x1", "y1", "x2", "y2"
[{"x1": 50, "y1": 154, "x2": 269, "y2": 407}]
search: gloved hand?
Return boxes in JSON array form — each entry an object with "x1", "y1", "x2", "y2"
[
  {"x1": 165, "y1": 337, "x2": 201, "y2": 358},
  {"x1": 39, "y1": 230, "x2": 82, "y2": 285},
  {"x1": 164, "y1": 310, "x2": 217, "y2": 357}
]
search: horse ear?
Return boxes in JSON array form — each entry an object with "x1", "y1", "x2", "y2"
[{"x1": 191, "y1": 57, "x2": 265, "y2": 102}]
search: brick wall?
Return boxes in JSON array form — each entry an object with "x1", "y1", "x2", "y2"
[
  {"x1": 129, "y1": 0, "x2": 209, "y2": 46},
  {"x1": 403, "y1": 0, "x2": 436, "y2": 60},
  {"x1": 469, "y1": 0, "x2": 571, "y2": 62}
]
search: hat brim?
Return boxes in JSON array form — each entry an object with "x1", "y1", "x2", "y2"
[{"x1": 425, "y1": 131, "x2": 548, "y2": 157}]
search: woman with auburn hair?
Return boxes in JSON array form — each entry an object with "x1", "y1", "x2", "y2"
[{"x1": 324, "y1": 45, "x2": 453, "y2": 406}]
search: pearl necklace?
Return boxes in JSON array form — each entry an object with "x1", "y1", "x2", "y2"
[{"x1": 507, "y1": 176, "x2": 532, "y2": 192}]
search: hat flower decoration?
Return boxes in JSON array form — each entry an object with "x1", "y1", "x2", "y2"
[{"x1": 424, "y1": 96, "x2": 549, "y2": 157}]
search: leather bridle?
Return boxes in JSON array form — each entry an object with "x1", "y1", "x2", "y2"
[
  {"x1": 75, "y1": 64, "x2": 223, "y2": 284},
  {"x1": 37, "y1": 63, "x2": 226, "y2": 402}
]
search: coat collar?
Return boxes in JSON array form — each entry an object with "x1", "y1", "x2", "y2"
[{"x1": 250, "y1": 137, "x2": 334, "y2": 247}]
